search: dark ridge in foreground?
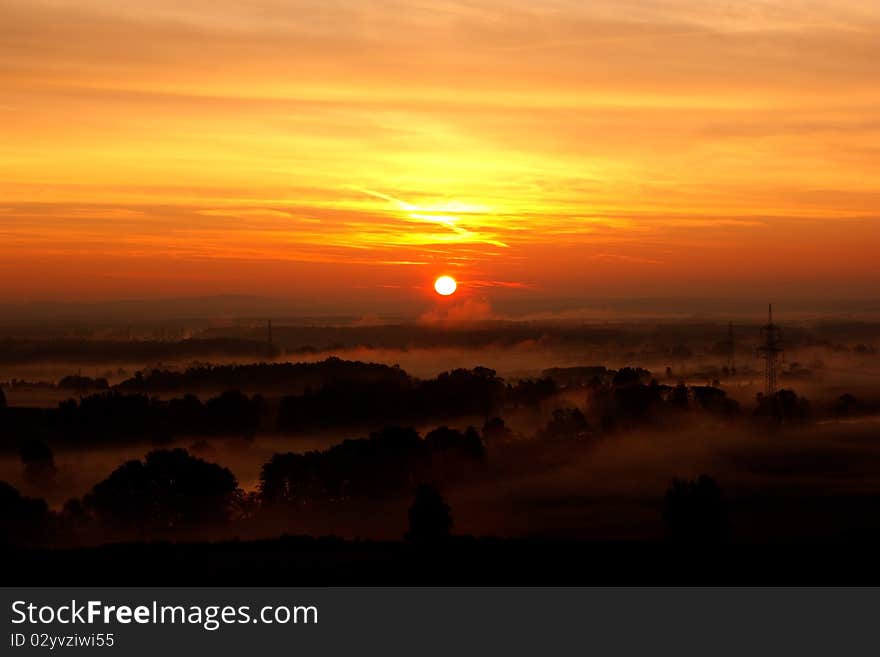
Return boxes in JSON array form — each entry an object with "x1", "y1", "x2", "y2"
[{"x1": 8, "y1": 534, "x2": 880, "y2": 586}]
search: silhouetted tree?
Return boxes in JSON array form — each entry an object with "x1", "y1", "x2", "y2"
[
  {"x1": 260, "y1": 423, "x2": 489, "y2": 509},
  {"x1": 19, "y1": 438, "x2": 57, "y2": 487},
  {"x1": 82, "y1": 448, "x2": 239, "y2": 535},
  {"x1": 540, "y1": 408, "x2": 590, "y2": 441},
  {"x1": 406, "y1": 484, "x2": 452, "y2": 543},
  {"x1": 425, "y1": 426, "x2": 484, "y2": 457},
  {"x1": 260, "y1": 426, "x2": 428, "y2": 506},
  {"x1": 691, "y1": 386, "x2": 739, "y2": 415},
  {"x1": 833, "y1": 393, "x2": 876, "y2": 417},
  {"x1": 482, "y1": 417, "x2": 513, "y2": 447},
  {"x1": 60, "y1": 497, "x2": 91, "y2": 540},
  {"x1": 58, "y1": 375, "x2": 109, "y2": 391},
  {"x1": 754, "y1": 389, "x2": 810, "y2": 423},
  {"x1": 584, "y1": 378, "x2": 615, "y2": 430},
  {"x1": 0, "y1": 481, "x2": 50, "y2": 546},
  {"x1": 664, "y1": 475, "x2": 728, "y2": 545},
  {"x1": 669, "y1": 383, "x2": 689, "y2": 410},
  {"x1": 425, "y1": 426, "x2": 485, "y2": 480},
  {"x1": 835, "y1": 393, "x2": 860, "y2": 416},
  {"x1": 506, "y1": 378, "x2": 558, "y2": 407},
  {"x1": 204, "y1": 390, "x2": 263, "y2": 435},
  {"x1": 613, "y1": 367, "x2": 650, "y2": 387},
  {"x1": 614, "y1": 382, "x2": 662, "y2": 423},
  {"x1": 419, "y1": 367, "x2": 505, "y2": 420}
]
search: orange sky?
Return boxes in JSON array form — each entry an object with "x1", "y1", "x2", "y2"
[{"x1": 1, "y1": 0, "x2": 879, "y2": 311}]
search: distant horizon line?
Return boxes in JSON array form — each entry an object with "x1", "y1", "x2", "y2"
[{"x1": 1, "y1": 294, "x2": 879, "y2": 325}]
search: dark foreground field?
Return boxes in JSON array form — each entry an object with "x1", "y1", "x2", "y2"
[{"x1": 9, "y1": 533, "x2": 880, "y2": 586}]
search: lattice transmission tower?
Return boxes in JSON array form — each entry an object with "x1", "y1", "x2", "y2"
[{"x1": 757, "y1": 304, "x2": 783, "y2": 396}]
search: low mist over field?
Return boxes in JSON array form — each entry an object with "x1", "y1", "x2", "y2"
[{"x1": 3, "y1": 305, "x2": 880, "y2": 554}]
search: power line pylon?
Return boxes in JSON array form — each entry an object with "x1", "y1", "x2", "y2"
[{"x1": 757, "y1": 304, "x2": 783, "y2": 396}]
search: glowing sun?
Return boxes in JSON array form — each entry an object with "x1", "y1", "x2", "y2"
[{"x1": 434, "y1": 275, "x2": 457, "y2": 296}]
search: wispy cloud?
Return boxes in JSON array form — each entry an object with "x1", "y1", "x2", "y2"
[{"x1": 1, "y1": 0, "x2": 878, "y2": 300}]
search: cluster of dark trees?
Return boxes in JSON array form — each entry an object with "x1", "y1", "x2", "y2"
[
  {"x1": 579, "y1": 368, "x2": 741, "y2": 432},
  {"x1": 116, "y1": 358, "x2": 406, "y2": 394},
  {"x1": 834, "y1": 393, "x2": 880, "y2": 417},
  {"x1": 1, "y1": 435, "x2": 725, "y2": 549},
  {"x1": 0, "y1": 481, "x2": 51, "y2": 546},
  {"x1": 537, "y1": 408, "x2": 591, "y2": 442},
  {"x1": 754, "y1": 390, "x2": 811, "y2": 423},
  {"x1": 260, "y1": 425, "x2": 485, "y2": 507},
  {"x1": 544, "y1": 365, "x2": 871, "y2": 427},
  {"x1": 58, "y1": 375, "x2": 110, "y2": 391},
  {"x1": 1, "y1": 421, "x2": 485, "y2": 546},
  {"x1": 118, "y1": 360, "x2": 559, "y2": 428},
  {"x1": 2, "y1": 360, "x2": 815, "y2": 463},
  {"x1": 276, "y1": 366, "x2": 509, "y2": 431},
  {"x1": 0, "y1": 362, "x2": 560, "y2": 451},
  {"x1": 2, "y1": 448, "x2": 241, "y2": 546},
  {"x1": 0, "y1": 390, "x2": 265, "y2": 449},
  {"x1": 57, "y1": 390, "x2": 263, "y2": 439},
  {"x1": 71, "y1": 449, "x2": 240, "y2": 537}
]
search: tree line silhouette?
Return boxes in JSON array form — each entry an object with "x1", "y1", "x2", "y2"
[
  {"x1": 2, "y1": 420, "x2": 486, "y2": 546},
  {"x1": 0, "y1": 356, "x2": 843, "y2": 552},
  {"x1": 1, "y1": 432, "x2": 726, "y2": 549},
  {"x1": 0, "y1": 361, "x2": 557, "y2": 450},
  {"x1": 117, "y1": 357, "x2": 405, "y2": 394},
  {"x1": 260, "y1": 425, "x2": 485, "y2": 507},
  {"x1": 1, "y1": 358, "x2": 820, "y2": 461},
  {"x1": 0, "y1": 390, "x2": 265, "y2": 448}
]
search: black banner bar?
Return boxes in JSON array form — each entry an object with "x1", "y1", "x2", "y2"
[{"x1": 2, "y1": 587, "x2": 876, "y2": 655}]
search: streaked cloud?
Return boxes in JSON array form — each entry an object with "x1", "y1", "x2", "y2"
[{"x1": 0, "y1": 0, "x2": 878, "y2": 302}]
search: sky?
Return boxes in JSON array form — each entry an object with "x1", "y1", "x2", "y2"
[{"x1": 1, "y1": 0, "x2": 879, "y2": 313}]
